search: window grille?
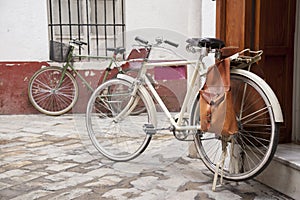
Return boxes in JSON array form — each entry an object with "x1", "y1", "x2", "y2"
[{"x1": 48, "y1": 0, "x2": 125, "y2": 56}]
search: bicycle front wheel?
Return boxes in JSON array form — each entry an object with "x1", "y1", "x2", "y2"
[
  {"x1": 86, "y1": 78, "x2": 156, "y2": 162},
  {"x1": 190, "y1": 72, "x2": 279, "y2": 181},
  {"x1": 28, "y1": 66, "x2": 78, "y2": 116}
]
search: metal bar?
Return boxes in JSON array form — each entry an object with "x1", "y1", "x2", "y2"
[
  {"x1": 58, "y1": 0, "x2": 63, "y2": 42},
  {"x1": 77, "y1": 0, "x2": 81, "y2": 55},
  {"x1": 112, "y1": 0, "x2": 116, "y2": 47},
  {"x1": 68, "y1": 0, "x2": 72, "y2": 40},
  {"x1": 104, "y1": 0, "x2": 108, "y2": 56},
  {"x1": 94, "y1": 0, "x2": 99, "y2": 56},
  {"x1": 85, "y1": 0, "x2": 90, "y2": 55},
  {"x1": 58, "y1": 0, "x2": 63, "y2": 58},
  {"x1": 48, "y1": 0, "x2": 54, "y2": 41},
  {"x1": 121, "y1": 0, "x2": 125, "y2": 49}
]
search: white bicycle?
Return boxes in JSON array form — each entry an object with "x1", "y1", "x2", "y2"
[{"x1": 86, "y1": 37, "x2": 283, "y2": 182}]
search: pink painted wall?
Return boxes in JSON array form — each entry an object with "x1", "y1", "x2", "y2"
[{"x1": 0, "y1": 62, "x2": 186, "y2": 114}]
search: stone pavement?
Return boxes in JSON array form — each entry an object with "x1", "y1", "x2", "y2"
[{"x1": 0, "y1": 114, "x2": 293, "y2": 200}]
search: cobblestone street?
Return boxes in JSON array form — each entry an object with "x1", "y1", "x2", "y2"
[{"x1": 0, "y1": 115, "x2": 292, "y2": 200}]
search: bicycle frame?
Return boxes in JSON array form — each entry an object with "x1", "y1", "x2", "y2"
[
  {"x1": 56, "y1": 44, "x2": 149, "y2": 93},
  {"x1": 120, "y1": 50, "x2": 209, "y2": 132},
  {"x1": 57, "y1": 48, "x2": 119, "y2": 91}
]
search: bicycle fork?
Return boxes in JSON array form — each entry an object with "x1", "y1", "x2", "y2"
[{"x1": 112, "y1": 79, "x2": 142, "y2": 123}]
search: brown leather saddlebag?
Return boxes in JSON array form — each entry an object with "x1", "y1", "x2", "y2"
[{"x1": 200, "y1": 58, "x2": 238, "y2": 136}]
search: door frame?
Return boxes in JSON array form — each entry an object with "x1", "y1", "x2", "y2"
[{"x1": 292, "y1": 0, "x2": 300, "y2": 143}]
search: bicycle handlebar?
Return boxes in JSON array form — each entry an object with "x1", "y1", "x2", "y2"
[
  {"x1": 135, "y1": 36, "x2": 149, "y2": 45},
  {"x1": 107, "y1": 47, "x2": 126, "y2": 55},
  {"x1": 135, "y1": 36, "x2": 179, "y2": 48},
  {"x1": 164, "y1": 40, "x2": 179, "y2": 48},
  {"x1": 70, "y1": 39, "x2": 87, "y2": 46}
]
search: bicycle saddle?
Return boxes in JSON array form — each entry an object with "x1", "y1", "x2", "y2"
[{"x1": 186, "y1": 38, "x2": 225, "y2": 49}]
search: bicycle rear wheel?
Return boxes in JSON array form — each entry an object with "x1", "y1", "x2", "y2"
[
  {"x1": 86, "y1": 78, "x2": 156, "y2": 161},
  {"x1": 28, "y1": 66, "x2": 78, "y2": 116},
  {"x1": 190, "y1": 72, "x2": 279, "y2": 181}
]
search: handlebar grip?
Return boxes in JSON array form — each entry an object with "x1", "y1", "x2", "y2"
[
  {"x1": 164, "y1": 40, "x2": 179, "y2": 48},
  {"x1": 107, "y1": 47, "x2": 126, "y2": 55},
  {"x1": 71, "y1": 39, "x2": 87, "y2": 46},
  {"x1": 106, "y1": 48, "x2": 116, "y2": 52},
  {"x1": 135, "y1": 36, "x2": 149, "y2": 45}
]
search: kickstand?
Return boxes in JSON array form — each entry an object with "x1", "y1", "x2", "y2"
[{"x1": 212, "y1": 136, "x2": 229, "y2": 191}]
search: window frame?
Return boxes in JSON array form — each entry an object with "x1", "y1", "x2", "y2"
[{"x1": 48, "y1": 0, "x2": 125, "y2": 56}]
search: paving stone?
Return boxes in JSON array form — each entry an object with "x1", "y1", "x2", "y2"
[
  {"x1": 45, "y1": 172, "x2": 81, "y2": 182},
  {"x1": 0, "y1": 142, "x2": 27, "y2": 149},
  {"x1": 130, "y1": 176, "x2": 159, "y2": 190},
  {"x1": 43, "y1": 175, "x2": 94, "y2": 191},
  {"x1": 21, "y1": 127, "x2": 46, "y2": 134},
  {"x1": 18, "y1": 137, "x2": 43, "y2": 143},
  {"x1": 25, "y1": 141, "x2": 53, "y2": 148},
  {"x1": 198, "y1": 184, "x2": 242, "y2": 200},
  {"x1": 131, "y1": 188, "x2": 166, "y2": 200},
  {"x1": 0, "y1": 115, "x2": 293, "y2": 200},
  {"x1": 10, "y1": 190, "x2": 53, "y2": 200},
  {"x1": 85, "y1": 167, "x2": 115, "y2": 178},
  {"x1": 85, "y1": 175, "x2": 123, "y2": 187},
  {"x1": 45, "y1": 163, "x2": 78, "y2": 172},
  {"x1": 47, "y1": 188, "x2": 92, "y2": 200},
  {"x1": 0, "y1": 182, "x2": 12, "y2": 190},
  {"x1": 52, "y1": 153, "x2": 94, "y2": 163},
  {"x1": 164, "y1": 190, "x2": 203, "y2": 200},
  {"x1": 0, "y1": 169, "x2": 29, "y2": 179},
  {"x1": 10, "y1": 171, "x2": 48, "y2": 184},
  {"x1": 102, "y1": 188, "x2": 141, "y2": 200},
  {"x1": 3, "y1": 160, "x2": 32, "y2": 169}
]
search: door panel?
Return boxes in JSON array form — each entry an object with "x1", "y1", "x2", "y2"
[
  {"x1": 216, "y1": 0, "x2": 296, "y2": 143},
  {"x1": 259, "y1": 0, "x2": 295, "y2": 143}
]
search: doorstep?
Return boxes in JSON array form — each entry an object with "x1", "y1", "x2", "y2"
[{"x1": 256, "y1": 143, "x2": 300, "y2": 199}]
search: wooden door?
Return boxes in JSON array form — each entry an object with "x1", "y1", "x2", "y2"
[{"x1": 216, "y1": 0, "x2": 296, "y2": 143}]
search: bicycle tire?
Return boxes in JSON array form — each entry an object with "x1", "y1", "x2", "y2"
[
  {"x1": 28, "y1": 66, "x2": 78, "y2": 116},
  {"x1": 86, "y1": 78, "x2": 156, "y2": 161},
  {"x1": 190, "y1": 72, "x2": 279, "y2": 181}
]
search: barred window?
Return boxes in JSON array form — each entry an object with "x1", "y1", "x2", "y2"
[{"x1": 48, "y1": 0, "x2": 125, "y2": 56}]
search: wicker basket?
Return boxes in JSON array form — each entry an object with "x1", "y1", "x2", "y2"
[{"x1": 49, "y1": 41, "x2": 71, "y2": 62}]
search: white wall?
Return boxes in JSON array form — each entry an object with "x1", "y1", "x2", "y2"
[
  {"x1": 0, "y1": 0, "x2": 49, "y2": 61},
  {"x1": 201, "y1": 0, "x2": 216, "y2": 38},
  {"x1": 0, "y1": 0, "x2": 216, "y2": 62},
  {"x1": 126, "y1": 0, "x2": 216, "y2": 38}
]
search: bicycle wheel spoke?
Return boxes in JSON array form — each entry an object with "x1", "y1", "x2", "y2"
[
  {"x1": 239, "y1": 134, "x2": 266, "y2": 160},
  {"x1": 54, "y1": 94, "x2": 72, "y2": 110},
  {"x1": 240, "y1": 130, "x2": 270, "y2": 150},
  {"x1": 241, "y1": 91, "x2": 261, "y2": 113},
  {"x1": 241, "y1": 106, "x2": 270, "y2": 125},
  {"x1": 32, "y1": 79, "x2": 52, "y2": 91}
]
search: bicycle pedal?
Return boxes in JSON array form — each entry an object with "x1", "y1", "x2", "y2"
[{"x1": 143, "y1": 124, "x2": 156, "y2": 135}]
